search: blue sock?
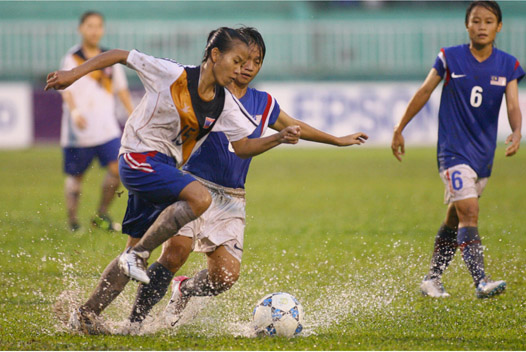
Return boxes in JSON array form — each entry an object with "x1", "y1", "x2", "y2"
[
  {"x1": 458, "y1": 227, "x2": 485, "y2": 287},
  {"x1": 429, "y1": 224, "x2": 458, "y2": 280},
  {"x1": 129, "y1": 261, "x2": 174, "y2": 323}
]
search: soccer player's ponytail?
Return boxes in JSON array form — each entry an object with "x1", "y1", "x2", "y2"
[{"x1": 202, "y1": 27, "x2": 249, "y2": 63}]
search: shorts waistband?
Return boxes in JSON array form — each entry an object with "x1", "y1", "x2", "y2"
[{"x1": 188, "y1": 173, "x2": 246, "y2": 198}]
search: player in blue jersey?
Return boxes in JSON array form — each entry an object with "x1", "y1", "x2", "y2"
[
  {"x1": 391, "y1": 1, "x2": 524, "y2": 299},
  {"x1": 123, "y1": 27, "x2": 368, "y2": 330}
]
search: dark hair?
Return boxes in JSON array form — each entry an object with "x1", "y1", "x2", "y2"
[
  {"x1": 202, "y1": 27, "x2": 249, "y2": 63},
  {"x1": 79, "y1": 11, "x2": 104, "y2": 25},
  {"x1": 465, "y1": 1, "x2": 502, "y2": 25},
  {"x1": 237, "y1": 26, "x2": 266, "y2": 62}
]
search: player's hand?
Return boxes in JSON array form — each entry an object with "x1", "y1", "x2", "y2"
[
  {"x1": 505, "y1": 132, "x2": 521, "y2": 157},
  {"x1": 337, "y1": 132, "x2": 368, "y2": 146},
  {"x1": 278, "y1": 125, "x2": 300, "y2": 144},
  {"x1": 72, "y1": 113, "x2": 87, "y2": 130},
  {"x1": 391, "y1": 130, "x2": 405, "y2": 162},
  {"x1": 44, "y1": 70, "x2": 77, "y2": 91}
]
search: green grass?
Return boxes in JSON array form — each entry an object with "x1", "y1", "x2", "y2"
[{"x1": 0, "y1": 145, "x2": 525, "y2": 350}]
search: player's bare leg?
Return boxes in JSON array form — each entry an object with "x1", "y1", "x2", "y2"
[
  {"x1": 65, "y1": 175, "x2": 82, "y2": 231},
  {"x1": 92, "y1": 161, "x2": 120, "y2": 231},
  {"x1": 70, "y1": 236, "x2": 140, "y2": 334},
  {"x1": 128, "y1": 236, "x2": 193, "y2": 323},
  {"x1": 119, "y1": 181, "x2": 210, "y2": 283},
  {"x1": 164, "y1": 245, "x2": 240, "y2": 326}
]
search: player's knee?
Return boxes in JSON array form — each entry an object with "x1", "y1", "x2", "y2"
[
  {"x1": 65, "y1": 175, "x2": 82, "y2": 194},
  {"x1": 456, "y1": 205, "x2": 479, "y2": 224},
  {"x1": 211, "y1": 266, "x2": 240, "y2": 292},
  {"x1": 189, "y1": 190, "x2": 212, "y2": 216}
]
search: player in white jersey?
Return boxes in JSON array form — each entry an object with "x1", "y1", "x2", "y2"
[
  {"x1": 45, "y1": 27, "x2": 300, "y2": 334},
  {"x1": 60, "y1": 11, "x2": 134, "y2": 232}
]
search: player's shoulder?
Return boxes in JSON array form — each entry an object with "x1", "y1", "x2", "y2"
[
  {"x1": 63, "y1": 44, "x2": 82, "y2": 59},
  {"x1": 441, "y1": 44, "x2": 468, "y2": 57},
  {"x1": 492, "y1": 47, "x2": 520, "y2": 64}
]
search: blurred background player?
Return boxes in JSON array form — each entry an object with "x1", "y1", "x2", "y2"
[
  {"x1": 391, "y1": 1, "x2": 523, "y2": 298},
  {"x1": 60, "y1": 11, "x2": 134, "y2": 232},
  {"x1": 125, "y1": 27, "x2": 368, "y2": 330},
  {"x1": 46, "y1": 26, "x2": 301, "y2": 334}
]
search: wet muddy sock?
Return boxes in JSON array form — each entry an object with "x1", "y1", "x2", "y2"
[
  {"x1": 180, "y1": 269, "x2": 228, "y2": 297},
  {"x1": 129, "y1": 262, "x2": 174, "y2": 323},
  {"x1": 81, "y1": 257, "x2": 130, "y2": 315},
  {"x1": 458, "y1": 226, "x2": 485, "y2": 287},
  {"x1": 428, "y1": 224, "x2": 458, "y2": 280},
  {"x1": 134, "y1": 201, "x2": 197, "y2": 254}
]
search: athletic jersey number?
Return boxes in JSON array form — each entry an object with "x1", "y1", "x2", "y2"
[
  {"x1": 451, "y1": 170, "x2": 463, "y2": 191},
  {"x1": 470, "y1": 86, "x2": 483, "y2": 108}
]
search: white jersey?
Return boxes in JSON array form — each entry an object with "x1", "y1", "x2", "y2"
[
  {"x1": 121, "y1": 49, "x2": 257, "y2": 168},
  {"x1": 60, "y1": 45, "x2": 128, "y2": 148}
]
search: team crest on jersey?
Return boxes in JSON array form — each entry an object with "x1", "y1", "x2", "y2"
[
  {"x1": 490, "y1": 76, "x2": 507, "y2": 86},
  {"x1": 203, "y1": 117, "x2": 216, "y2": 129}
]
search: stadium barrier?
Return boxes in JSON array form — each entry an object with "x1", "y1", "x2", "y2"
[{"x1": 1, "y1": 19, "x2": 525, "y2": 80}]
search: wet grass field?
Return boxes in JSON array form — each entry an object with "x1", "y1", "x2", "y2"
[{"x1": 0, "y1": 145, "x2": 525, "y2": 350}]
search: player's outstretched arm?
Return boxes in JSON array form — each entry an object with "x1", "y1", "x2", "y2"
[
  {"x1": 391, "y1": 68, "x2": 442, "y2": 162},
  {"x1": 504, "y1": 78, "x2": 522, "y2": 157},
  {"x1": 270, "y1": 110, "x2": 368, "y2": 146},
  {"x1": 45, "y1": 49, "x2": 130, "y2": 91},
  {"x1": 231, "y1": 125, "x2": 300, "y2": 159}
]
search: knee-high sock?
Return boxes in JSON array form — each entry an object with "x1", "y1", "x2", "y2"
[
  {"x1": 458, "y1": 226, "x2": 485, "y2": 287},
  {"x1": 133, "y1": 201, "x2": 196, "y2": 254},
  {"x1": 81, "y1": 257, "x2": 130, "y2": 315},
  {"x1": 428, "y1": 224, "x2": 458, "y2": 280},
  {"x1": 129, "y1": 262, "x2": 174, "y2": 323},
  {"x1": 180, "y1": 269, "x2": 230, "y2": 297}
]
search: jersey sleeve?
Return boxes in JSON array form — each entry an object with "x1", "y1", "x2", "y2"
[
  {"x1": 112, "y1": 63, "x2": 129, "y2": 92},
  {"x1": 126, "y1": 49, "x2": 184, "y2": 93},
  {"x1": 432, "y1": 48, "x2": 447, "y2": 78},
  {"x1": 268, "y1": 95, "x2": 281, "y2": 126},
  {"x1": 509, "y1": 59, "x2": 525, "y2": 84},
  {"x1": 214, "y1": 90, "x2": 258, "y2": 142}
]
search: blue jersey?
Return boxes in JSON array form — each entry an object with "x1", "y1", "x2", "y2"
[
  {"x1": 433, "y1": 44, "x2": 524, "y2": 177},
  {"x1": 183, "y1": 87, "x2": 281, "y2": 188}
]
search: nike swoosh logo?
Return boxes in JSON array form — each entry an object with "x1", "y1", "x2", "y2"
[
  {"x1": 234, "y1": 243, "x2": 243, "y2": 252},
  {"x1": 451, "y1": 73, "x2": 466, "y2": 78}
]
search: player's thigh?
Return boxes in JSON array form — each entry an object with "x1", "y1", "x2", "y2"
[
  {"x1": 63, "y1": 146, "x2": 96, "y2": 176},
  {"x1": 119, "y1": 152, "x2": 196, "y2": 205},
  {"x1": 439, "y1": 164, "x2": 486, "y2": 204},
  {"x1": 207, "y1": 245, "x2": 241, "y2": 284},
  {"x1": 158, "y1": 235, "x2": 193, "y2": 273},
  {"x1": 453, "y1": 197, "x2": 479, "y2": 225}
]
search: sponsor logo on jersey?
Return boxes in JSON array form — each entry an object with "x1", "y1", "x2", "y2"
[
  {"x1": 203, "y1": 117, "x2": 216, "y2": 129},
  {"x1": 490, "y1": 76, "x2": 507, "y2": 86}
]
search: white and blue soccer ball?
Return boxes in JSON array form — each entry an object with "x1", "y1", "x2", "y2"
[{"x1": 252, "y1": 292, "x2": 304, "y2": 337}]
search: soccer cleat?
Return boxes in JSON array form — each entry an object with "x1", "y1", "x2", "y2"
[
  {"x1": 91, "y1": 214, "x2": 120, "y2": 232},
  {"x1": 164, "y1": 276, "x2": 190, "y2": 327},
  {"x1": 68, "y1": 307, "x2": 109, "y2": 335},
  {"x1": 118, "y1": 247, "x2": 150, "y2": 284},
  {"x1": 69, "y1": 222, "x2": 81, "y2": 232},
  {"x1": 420, "y1": 276, "x2": 450, "y2": 298},
  {"x1": 476, "y1": 277, "x2": 506, "y2": 299}
]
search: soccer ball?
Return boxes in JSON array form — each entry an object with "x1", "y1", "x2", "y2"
[{"x1": 252, "y1": 292, "x2": 304, "y2": 337}]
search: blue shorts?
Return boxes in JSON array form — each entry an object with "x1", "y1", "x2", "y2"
[
  {"x1": 63, "y1": 138, "x2": 120, "y2": 176},
  {"x1": 119, "y1": 151, "x2": 196, "y2": 238}
]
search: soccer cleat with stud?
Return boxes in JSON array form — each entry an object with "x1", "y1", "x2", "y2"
[
  {"x1": 476, "y1": 277, "x2": 506, "y2": 298},
  {"x1": 420, "y1": 276, "x2": 450, "y2": 298},
  {"x1": 91, "y1": 214, "x2": 121, "y2": 232},
  {"x1": 68, "y1": 307, "x2": 109, "y2": 335},
  {"x1": 164, "y1": 276, "x2": 190, "y2": 327},
  {"x1": 118, "y1": 247, "x2": 150, "y2": 284}
]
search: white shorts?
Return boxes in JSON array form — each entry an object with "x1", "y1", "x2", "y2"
[
  {"x1": 440, "y1": 164, "x2": 488, "y2": 204},
  {"x1": 177, "y1": 176, "x2": 246, "y2": 263}
]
